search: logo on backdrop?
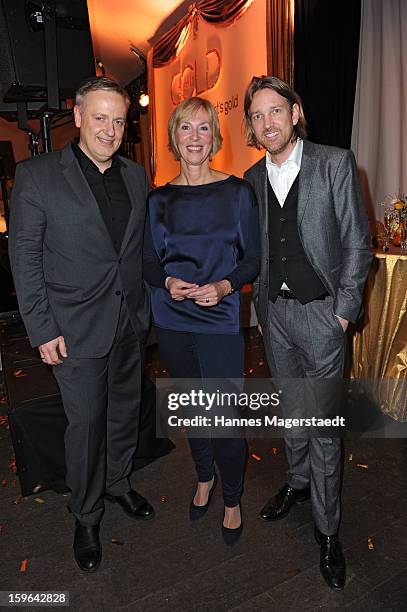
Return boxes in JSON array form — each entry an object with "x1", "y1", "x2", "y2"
[{"x1": 170, "y1": 48, "x2": 221, "y2": 104}]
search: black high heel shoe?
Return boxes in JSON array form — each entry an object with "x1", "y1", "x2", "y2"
[
  {"x1": 222, "y1": 504, "x2": 243, "y2": 547},
  {"x1": 189, "y1": 472, "x2": 218, "y2": 521}
]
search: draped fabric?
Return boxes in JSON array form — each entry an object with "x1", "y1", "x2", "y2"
[
  {"x1": 351, "y1": 0, "x2": 407, "y2": 221},
  {"x1": 151, "y1": 1, "x2": 255, "y2": 68},
  {"x1": 147, "y1": 0, "x2": 294, "y2": 184},
  {"x1": 352, "y1": 252, "x2": 407, "y2": 420},
  {"x1": 294, "y1": 0, "x2": 361, "y2": 148},
  {"x1": 268, "y1": 0, "x2": 295, "y2": 84}
]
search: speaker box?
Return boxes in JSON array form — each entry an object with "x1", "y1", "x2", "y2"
[
  {"x1": 0, "y1": 0, "x2": 95, "y2": 107},
  {"x1": 1, "y1": 315, "x2": 174, "y2": 497}
]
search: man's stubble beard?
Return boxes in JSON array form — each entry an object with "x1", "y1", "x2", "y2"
[{"x1": 262, "y1": 128, "x2": 296, "y2": 157}]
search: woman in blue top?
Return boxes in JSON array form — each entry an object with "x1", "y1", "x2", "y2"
[{"x1": 143, "y1": 97, "x2": 260, "y2": 545}]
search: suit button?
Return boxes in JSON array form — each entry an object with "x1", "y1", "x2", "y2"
[
  {"x1": 118, "y1": 258, "x2": 122, "y2": 264},
  {"x1": 115, "y1": 290, "x2": 121, "y2": 296},
  {"x1": 280, "y1": 237, "x2": 286, "y2": 243},
  {"x1": 280, "y1": 217, "x2": 286, "y2": 222},
  {"x1": 281, "y1": 257, "x2": 287, "y2": 262}
]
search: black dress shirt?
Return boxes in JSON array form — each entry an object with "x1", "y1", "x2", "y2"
[{"x1": 72, "y1": 142, "x2": 131, "y2": 253}]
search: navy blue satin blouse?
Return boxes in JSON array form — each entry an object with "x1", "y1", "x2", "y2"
[{"x1": 143, "y1": 176, "x2": 260, "y2": 334}]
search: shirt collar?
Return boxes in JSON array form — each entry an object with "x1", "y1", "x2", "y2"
[
  {"x1": 71, "y1": 140, "x2": 124, "y2": 173},
  {"x1": 266, "y1": 138, "x2": 303, "y2": 171}
]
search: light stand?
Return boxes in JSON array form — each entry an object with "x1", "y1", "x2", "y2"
[{"x1": 4, "y1": 2, "x2": 62, "y2": 156}]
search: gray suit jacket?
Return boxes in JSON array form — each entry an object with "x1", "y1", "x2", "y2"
[
  {"x1": 243, "y1": 140, "x2": 372, "y2": 326},
  {"x1": 9, "y1": 143, "x2": 150, "y2": 357}
]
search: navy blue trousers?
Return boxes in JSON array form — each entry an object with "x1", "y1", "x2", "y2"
[{"x1": 154, "y1": 326, "x2": 246, "y2": 507}]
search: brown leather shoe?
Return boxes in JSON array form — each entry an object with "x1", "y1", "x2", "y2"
[{"x1": 259, "y1": 484, "x2": 310, "y2": 521}]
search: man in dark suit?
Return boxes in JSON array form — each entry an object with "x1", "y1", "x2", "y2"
[
  {"x1": 243, "y1": 76, "x2": 372, "y2": 590},
  {"x1": 9, "y1": 77, "x2": 153, "y2": 572}
]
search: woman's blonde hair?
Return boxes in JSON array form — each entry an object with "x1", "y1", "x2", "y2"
[{"x1": 168, "y1": 97, "x2": 222, "y2": 160}]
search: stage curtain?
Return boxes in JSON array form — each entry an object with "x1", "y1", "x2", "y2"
[
  {"x1": 268, "y1": 0, "x2": 294, "y2": 84},
  {"x1": 294, "y1": 0, "x2": 361, "y2": 148},
  {"x1": 351, "y1": 0, "x2": 407, "y2": 221}
]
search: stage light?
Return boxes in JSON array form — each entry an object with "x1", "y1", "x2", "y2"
[
  {"x1": 139, "y1": 93, "x2": 149, "y2": 108},
  {"x1": 95, "y1": 58, "x2": 105, "y2": 77}
]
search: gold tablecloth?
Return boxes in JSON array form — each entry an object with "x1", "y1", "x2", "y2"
[{"x1": 351, "y1": 249, "x2": 407, "y2": 420}]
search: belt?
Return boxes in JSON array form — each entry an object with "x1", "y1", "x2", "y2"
[
  {"x1": 277, "y1": 289, "x2": 296, "y2": 300},
  {"x1": 277, "y1": 290, "x2": 330, "y2": 301}
]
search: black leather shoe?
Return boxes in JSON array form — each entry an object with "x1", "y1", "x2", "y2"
[
  {"x1": 73, "y1": 521, "x2": 101, "y2": 573},
  {"x1": 106, "y1": 489, "x2": 155, "y2": 520},
  {"x1": 315, "y1": 527, "x2": 346, "y2": 590},
  {"x1": 259, "y1": 483, "x2": 311, "y2": 521},
  {"x1": 189, "y1": 472, "x2": 218, "y2": 521},
  {"x1": 222, "y1": 504, "x2": 243, "y2": 547}
]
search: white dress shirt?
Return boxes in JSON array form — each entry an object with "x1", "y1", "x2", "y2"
[
  {"x1": 266, "y1": 139, "x2": 303, "y2": 289},
  {"x1": 266, "y1": 138, "x2": 303, "y2": 206}
]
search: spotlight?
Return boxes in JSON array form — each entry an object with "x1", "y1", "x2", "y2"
[
  {"x1": 139, "y1": 93, "x2": 149, "y2": 108},
  {"x1": 95, "y1": 58, "x2": 105, "y2": 77}
]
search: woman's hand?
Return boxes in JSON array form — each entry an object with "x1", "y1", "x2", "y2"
[
  {"x1": 187, "y1": 280, "x2": 232, "y2": 307},
  {"x1": 166, "y1": 277, "x2": 198, "y2": 301}
]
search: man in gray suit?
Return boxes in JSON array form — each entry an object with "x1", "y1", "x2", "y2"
[
  {"x1": 243, "y1": 76, "x2": 372, "y2": 590},
  {"x1": 9, "y1": 77, "x2": 153, "y2": 572}
]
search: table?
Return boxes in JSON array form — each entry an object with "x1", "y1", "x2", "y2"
[{"x1": 351, "y1": 247, "x2": 407, "y2": 420}]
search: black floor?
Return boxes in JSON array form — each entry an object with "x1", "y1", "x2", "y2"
[{"x1": 1, "y1": 329, "x2": 407, "y2": 611}]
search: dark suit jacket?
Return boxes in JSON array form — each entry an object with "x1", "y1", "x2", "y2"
[
  {"x1": 244, "y1": 140, "x2": 372, "y2": 326},
  {"x1": 9, "y1": 143, "x2": 150, "y2": 357}
]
